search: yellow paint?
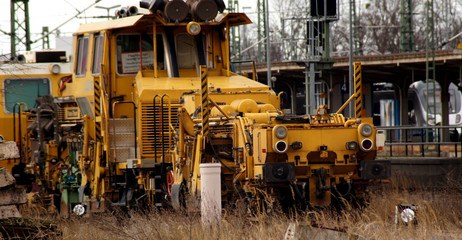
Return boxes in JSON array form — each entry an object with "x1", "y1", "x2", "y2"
[{"x1": 0, "y1": 62, "x2": 71, "y2": 142}]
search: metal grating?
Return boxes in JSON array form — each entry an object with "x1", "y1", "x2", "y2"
[
  {"x1": 109, "y1": 118, "x2": 134, "y2": 133},
  {"x1": 109, "y1": 118, "x2": 136, "y2": 162}
]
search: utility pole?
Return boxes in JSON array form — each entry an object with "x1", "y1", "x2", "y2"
[{"x1": 10, "y1": 0, "x2": 31, "y2": 59}]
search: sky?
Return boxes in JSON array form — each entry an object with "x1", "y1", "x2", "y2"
[{"x1": 0, "y1": 0, "x2": 258, "y2": 56}]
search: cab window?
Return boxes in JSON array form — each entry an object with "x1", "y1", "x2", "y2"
[
  {"x1": 92, "y1": 34, "x2": 104, "y2": 75},
  {"x1": 75, "y1": 36, "x2": 89, "y2": 76},
  {"x1": 3, "y1": 78, "x2": 50, "y2": 113},
  {"x1": 116, "y1": 34, "x2": 164, "y2": 75},
  {"x1": 176, "y1": 33, "x2": 196, "y2": 69}
]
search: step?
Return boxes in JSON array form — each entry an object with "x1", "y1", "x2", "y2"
[
  {"x1": 110, "y1": 147, "x2": 136, "y2": 162},
  {"x1": 109, "y1": 118, "x2": 135, "y2": 133},
  {"x1": 109, "y1": 132, "x2": 135, "y2": 147}
]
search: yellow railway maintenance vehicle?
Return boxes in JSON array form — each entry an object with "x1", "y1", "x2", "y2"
[
  {"x1": 0, "y1": 51, "x2": 71, "y2": 173},
  {"x1": 0, "y1": 51, "x2": 72, "y2": 214},
  {"x1": 9, "y1": 0, "x2": 390, "y2": 215}
]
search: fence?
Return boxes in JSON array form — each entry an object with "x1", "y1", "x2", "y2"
[{"x1": 376, "y1": 125, "x2": 462, "y2": 158}]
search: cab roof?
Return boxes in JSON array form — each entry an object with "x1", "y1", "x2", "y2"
[{"x1": 75, "y1": 12, "x2": 252, "y2": 34}]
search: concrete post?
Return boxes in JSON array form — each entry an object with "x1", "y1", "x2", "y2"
[{"x1": 200, "y1": 163, "x2": 221, "y2": 226}]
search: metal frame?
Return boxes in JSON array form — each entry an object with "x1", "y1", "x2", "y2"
[{"x1": 377, "y1": 125, "x2": 462, "y2": 158}]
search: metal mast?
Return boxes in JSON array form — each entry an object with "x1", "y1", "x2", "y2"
[
  {"x1": 425, "y1": 0, "x2": 437, "y2": 140},
  {"x1": 351, "y1": 0, "x2": 360, "y2": 55},
  {"x1": 42, "y1": 27, "x2": 50, "y2": 50},
  {"x1": 10, "y1": 0, "x2": 31, "y2": 59},
  {"x1": 348, "y1": 0, "x2": 354, "y2": 117},
  {"x1": 257, "y1": 0, "x2": 267, "y2": 62},
  {"x1": 305, "y1": 0, "x2": 337, "y2": 115},
  {"x1": 400, "y1": 0, "x2": 415, "y2": 52},
  {"x1": 443, "y1": 0, "x2": 449, "y2": 50},
  {"x1": 228, "y1": 1, "x2": 241, "y2": 61}
]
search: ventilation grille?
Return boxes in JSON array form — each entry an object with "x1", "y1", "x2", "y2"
[{"x1": 140, "y1": 102, "x2": 180, "y2": 158}]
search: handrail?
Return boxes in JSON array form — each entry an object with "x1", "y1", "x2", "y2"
[
  {"x1": 335, "y1": 93, "x2": 356, "y2": 115},
  {"x1": 160, "y1": 94, "x2": 170, "y2": 164},
  {"x1": 230, "y1": 60, "x2": 258, "y2": 81},
  {"x1": 376, "y1": 125, "x2": 462, "y2": 158},
  {"x1": 13, "y1": 102, "x2": 27, "y2": 162},
  {"x1": 377, "y1": 125, "x2": 462, "y2": 130},
  {"x1": 153, "y1": 95, "x2": 161, "y2": 162}
]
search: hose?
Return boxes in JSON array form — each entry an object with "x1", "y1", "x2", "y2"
[{"x1": 333, "y1": 181, "x2": 352, "y2": 197}]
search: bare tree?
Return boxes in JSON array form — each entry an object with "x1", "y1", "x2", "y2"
[
  {"x1": 243, "y1": 0, "x2": 462, "y2": 59},
  {"x1": 330, "y1": 0, "x2": 462, "y2": 56},
  {"x1": 273, "y1": 0, "x2": 310, "y2": 61}
]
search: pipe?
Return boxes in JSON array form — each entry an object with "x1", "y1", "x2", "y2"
[
  {"x1": 336, "y1": 93, "x2": 356, "y2": 115},
  {"x1": 344, "y1": 119, "x2": 357, "y2": 128},
  {"x1": 128, "y1": 6, "x2": 138, "y2": 16},
  {"x1": 233, "y1": 171, "x2": 247, "y2": 200},
  {"x1": 209, "y1": 98, "x2": 230, "y2": 120}
]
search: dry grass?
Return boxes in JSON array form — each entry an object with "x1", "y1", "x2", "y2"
[{"x1": 21, "y1": 182, "x2": 462, "y2": 240}]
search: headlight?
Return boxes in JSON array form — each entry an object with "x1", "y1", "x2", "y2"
[
  {"x1": 73, "y1": 204, "x2": 85, "y2": 216},
  {"x1": 360, "y1": 138, "x2": 373, "y2": 151},
  {"x1": 456, "y1": 114, "x2": 461, "y2": 124},
  {"x1": 400, "y1": 208, "x2": 415, "y2": 223},
  {"x1": 428, "y1": 118, "x2": 435, "y2": 125},
  {"x1": 274, "y1": 140, "x2": 288, "y2": 153},
  {"x1": 346, "y1": 141, "x2": 358, "y2": 150},
  {"x1": 187, "y1": 22, "x2": 201, "y2": 36},
  {"x1": 274, "y1": 126, "x2": 288, "y2": 139},
  {"x1": 360, "y1": 123, "x2": 373, "y2": 137},
  {"x1": 49, "y1": 64, "x2": 61, "y2": 74}
]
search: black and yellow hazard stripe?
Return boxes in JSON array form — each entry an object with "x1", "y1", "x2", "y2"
[
  {"x1": 200, "y1": 65, "x2": 209, "y2": 137},
  {"x1": 354, "y1": 62, "x2": 363, "y2": 118},
  {"x1": 94, "y1": 77, "x2": 102, "y2": 141}
]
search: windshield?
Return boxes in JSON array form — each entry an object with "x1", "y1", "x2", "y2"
[
  {"x1": 418, "y1": 82, "x2": 462, "y2": 114},
  {"x1": 449, "y1": 88, "x2": 462, "y2": 113},
  {"x1": 421, "y1": 89, "x2": 441, "y2": 114},
  {"x1": 116, "y1": 33, "x2": 164, "y2": 75}
]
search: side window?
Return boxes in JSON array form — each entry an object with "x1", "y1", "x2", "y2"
[
  {"x1": 449, "y1": 89, "x2": 461, "y2": 113},
  {"x1": 3, "y1": 78, "x2": 50, "y2": 113},
  {"x1": 116, "y1": 34, "x2": 156, "y2": 75},
  {"x1": 75, "y1": 36, "x2": 89, "y2": 76},
  {"x1": 92, "y1": 34, "x2": 104, "y2": 75},
  {"x1": 176, "y1": 33, "x2": 196, "y2": 69}
]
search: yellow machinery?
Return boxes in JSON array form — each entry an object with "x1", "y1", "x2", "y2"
[
  {"x1": 0, "y1": 53, "x2": 71, "y2": 172},
  {"x1": 4, "y1": 0, "x2": 390, "y2": 215}
]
